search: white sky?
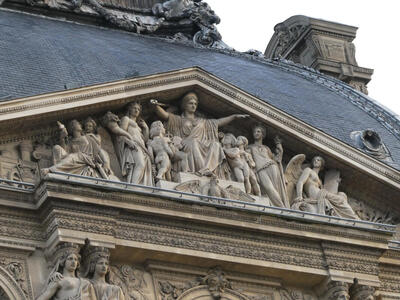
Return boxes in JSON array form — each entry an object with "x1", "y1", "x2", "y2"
[{"x1": 206, "y1": 0, "x2": 400, "y2": 117}]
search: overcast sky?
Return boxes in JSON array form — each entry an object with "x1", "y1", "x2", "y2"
[{"x1": 206, "y1": 0, "x2": 400, "y2": 117}]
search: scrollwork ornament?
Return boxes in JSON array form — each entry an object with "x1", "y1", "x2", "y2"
[{"x1": 108, "y1": 264, "x2": 149, "y2": 300}]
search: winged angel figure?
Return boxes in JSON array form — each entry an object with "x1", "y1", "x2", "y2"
[{"x1": 284, "y1": 154, "x2": 359, "y2": 219}]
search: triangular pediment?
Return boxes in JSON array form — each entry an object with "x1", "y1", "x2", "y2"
[{"x1": 0, "y1": 67, "x2": 399, "y2": 226}]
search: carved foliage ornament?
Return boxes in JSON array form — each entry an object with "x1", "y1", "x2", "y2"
[
  {"x1": 0, "y1": 257, "x2": 29, "y2": 298},
  {"x1": 159, "y1": 267, "x2": 235, "y2": 300},
  {"x1": 272, "y1": 23, "x2": 307, "y2": 58}
]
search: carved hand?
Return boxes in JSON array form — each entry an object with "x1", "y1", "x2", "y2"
[
  {"x1": 274, "y1": 136, "x2": 282, "y2": 145},
  {"x1": 234, "y1": 114, "x2": 249, "y2": 119},
  {"x1": 138, "y1": 119, "x2": 148, "y2": 128},
  {"x1": 56, "y1": 121, "x2": 65, "y2": 129},
  {"x1": 150, "y1": 99, "x2": 167, "y2": 107},
  {"x1": 49, "y1": 271, "x2": 63, "y2": 283},
  {"x1": 150, "y1": 99, "x2": 159, "y2": 106}
]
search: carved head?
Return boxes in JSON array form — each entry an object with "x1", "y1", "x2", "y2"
[
  {"x1": 311, "y1": 156, "x2": 325, "y2": 170},
  {"x1": 102, "y1": 111, "x2": 120, "y2": 127},
  {"x1": 252, "y1": 124, "x2": 267, "y2": 140},
  {"x1": 127, "y1": 102, "x2": 142, "y2": 118},
  {"x1": 221, "y1": 133, "x2": 236, "y2": 148},
  {"x1": 202, "y1": 267, "x2": 230, "y2": 300},
  {"x1": 84, "y1": 117, "x2": 97, "y2": 134},
  {"x1": 82, "y1": 242, "x2": 111, "y2": 282},
  {"x1": 51, "y1": 243, "x2": 81, "y2": 276},
  {"x1": 67, "y1": 119, "x2": 83, "y2": 134},
  {"x1": 236, "y1": 136, "x2": 248, "y2": 148},
  {"x1": 150, "y1": 120, "x2": 165, "y2": 138},
  {"x1": 181, "y1": 92, "x2": 198, "y2": 113}
]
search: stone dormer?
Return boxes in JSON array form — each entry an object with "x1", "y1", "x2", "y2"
[{"x1": 265, "y1": 15, "x2": 373, "y2": 94}]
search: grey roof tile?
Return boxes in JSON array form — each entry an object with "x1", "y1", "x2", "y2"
[{"x1": 1, "y1": 9, "x2": 400, "y2": 170}]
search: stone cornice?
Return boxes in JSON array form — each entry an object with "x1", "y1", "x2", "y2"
[
  {"x1": 36, "y1": 179, "x2": 393, "y2": 249},
  {"x1": 0, "y1": 67, "x2": 399, "y2": 192}
]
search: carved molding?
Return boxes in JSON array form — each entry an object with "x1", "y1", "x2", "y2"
[
  {"x1": 41, "y1": 182, "x2": 392, "y2": 245},
  {"x1": 322, "y1": 242, "x2": 382, "y2": 275}
]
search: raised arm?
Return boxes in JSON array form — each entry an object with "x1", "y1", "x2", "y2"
[
  {"x1": 106, "y1": 119, "x2": 132, "y2": 140},
  {"x1": 273, "y1": 136, "x2": 283, "y2": 163},
  {"x1": 150, "y1": 99, "x2": 170, "y2": 121},
  {"x1": 56, "y1": 121, "x2": 68, "y2": 150},
  {"x1": 296, "y1": 168, "x2": 311, "y2": 200},
  {"x1": 216, "y1": 114, "x2": 249, "y2": 127}
]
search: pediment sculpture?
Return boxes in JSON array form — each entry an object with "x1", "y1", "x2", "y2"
[{"x1": 26, "y1": 91, "x2": 399, "y2": 222}]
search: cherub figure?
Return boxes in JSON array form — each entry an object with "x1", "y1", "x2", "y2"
[
  {"x1": 170, "y1": 135, "x2": 189, "y2": 173},
  {"x1": 147, "y1": 121, "x2": 174, "y2": 181},
  {"x1": 236, "y1": 136, "x2": 261, "y2": 196},
  {"x1": 221, "y1": 133, "x2": 252, "y2": 194}
]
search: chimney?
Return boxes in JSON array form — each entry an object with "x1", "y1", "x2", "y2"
[{"x1": 264, "y1": 15, "x2": 373, "y2": 94}]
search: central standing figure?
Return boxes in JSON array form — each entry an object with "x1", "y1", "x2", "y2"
[{"x1": 152, "y1": 92, "x2": 248, "y2": 177}]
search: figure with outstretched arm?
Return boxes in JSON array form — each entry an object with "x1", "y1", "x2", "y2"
[{"x1": 150, "y1": 92, "x2": 248, "y2": 177}]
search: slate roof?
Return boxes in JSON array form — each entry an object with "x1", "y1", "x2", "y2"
[{"x1": 1, "y1": 8, "x2": 400, "y2": 170}]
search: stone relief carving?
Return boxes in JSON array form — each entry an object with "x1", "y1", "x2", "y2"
[
  {"x1": 9, "y1": 91, "x2": 391, "y2": 223},
  {"x1": 36, "y1": 242, "x2": 164, "y2": 300},
  {"x1": 0, "y1": 256, "x2": 30, "y2": 298},
  {"x1": 158, "y1": 266, "x2": 241, "y2": 300},
  {"x1": 81, "y1": 243, "x2": 126, "y2": 300},
  {"x1": 0, "y1": 287, "x2": 10, "y2": 300},
  {"x1": 349, "y1": 279, "x2": 375, "y2": 300},
  {"x1": 41, "y1": 119, "x2": 118, "y2": 180},
  {"x1": 24, "y1": 0, "x2": 227, "y2": 49},
  {"x1": 108, "y1": 264, "x2": 150, "y2": 300},
  {"x1": 271, "y1": 23, "x2": 307, "y2": 58},
  {"x1": 175, "y1": 175, "x2": 255, "y2": 202},
  {"x1": 36, "y1": 242, "x2": 96, "y2": 300},
  {"x1": 248, "y1": 125, "x2": 288, "y2": 208},
  {"x1": 0, "y1": 140, "x2": 38, "y2": 185},
  {"x1": 280, "y1": 289, "x2": 315, "y2": 300},
  {"x1": 148, "y1": 121, "x2": 174, "y2": 181},
  {"x1": 289, "y1": 155, "x2": 359, "y2": 219},
  {"x1": 317, "y1": 280, "x2": 350, "y2": 300},
  {"x1": 151, "y1": 93, "x2": 248, "y2": 177},
  {"x1": 103, "y1": 103, "x2": 153, "y2": 186},
  {"x1": 348, "y1": 197, "x2": 398, "y2": 224}
]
